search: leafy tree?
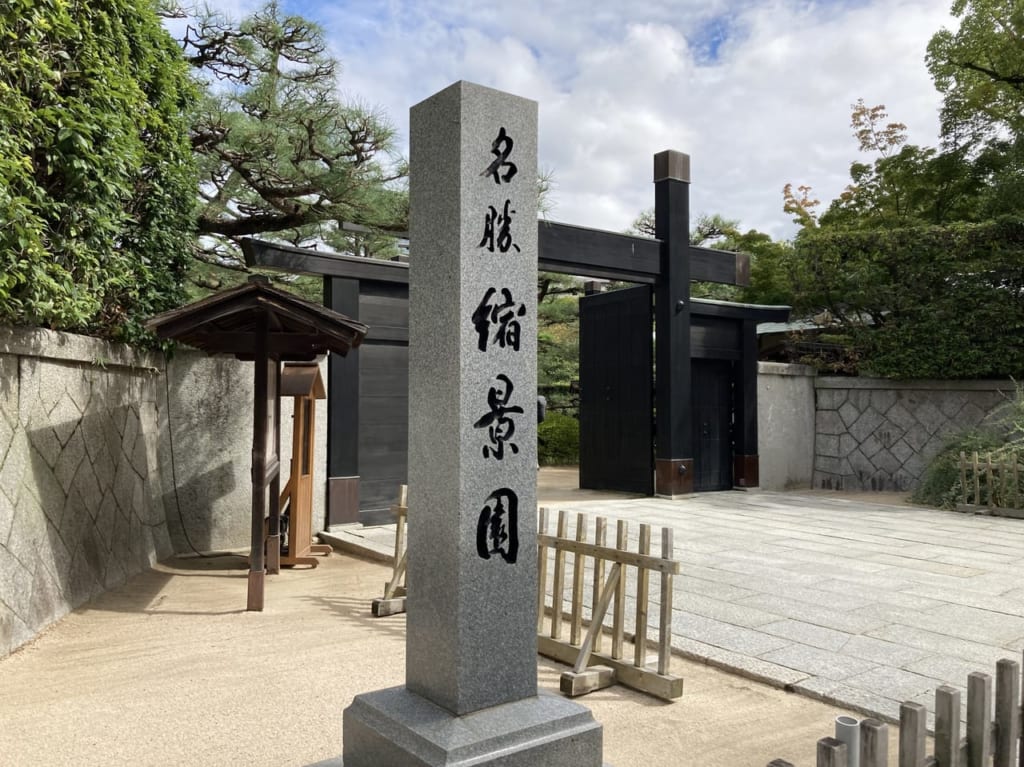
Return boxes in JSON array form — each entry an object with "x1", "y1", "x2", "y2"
[
  {"x1": 0, "y1": 0, "x2": 197, "y2": 342},
  {"x1": 779, "y1": 92, "x2": 1024, "y2": 377},
  {"x1": 808, "y1": 101, "x2": 987, "y2": 230},
  {"x1": 538, "y1": 294, "x2": 580, "y2": 416},
  {"x1": 927, "y1": 0, "x2": 1024, "y2": 143},
  {"x1": 782, "y1": 184, "x2": 820, "y2": 229},
  {"x1": 181, "y1": 1, "x2": 406, "y2": 279},
  {"x1": 733, "y1": 231, "x2": 797, "y2": 307}
]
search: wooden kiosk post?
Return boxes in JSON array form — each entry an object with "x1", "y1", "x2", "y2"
[{"x1": 279, "y1": 362, "x2": 333, "y2": 567}]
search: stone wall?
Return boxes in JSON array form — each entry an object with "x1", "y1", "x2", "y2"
[
  {"x1": 813, "y1": 378, "x2": 1013, "y2": 492},
  {"x1": 0, "y1": 327, "x2": 171, "y2": 657},
  {"x1": 757, "y1": 363, "x2": 817, "y2": 491},
  {"x1": 157, "y1": 352, "x2": 328, "y2": 553},
  {"x1": 0, "y1": 326, "x2": 327, "y2": 659}
]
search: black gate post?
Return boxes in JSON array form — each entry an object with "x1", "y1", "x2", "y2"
[
  {"x1": 324, "y1": 277, "x2": 361, "y2": 525},
  {"x1": 733, "y1": 318, "x2": 760, "y2": 487},
  {"x1": 653, "y1": 150, "x2": 693, "y2": 496}
]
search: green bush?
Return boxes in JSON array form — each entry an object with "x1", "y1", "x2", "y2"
[
  {"x1": 913, "y1": 383, "x2": 1024, "y2": 508},
  {"x1": 0, "y1": 0, "x2": 197, "y2": 344},
  {"x1": 790, "y1": 218, "x2": 1024, "y2": 379},
  {"x1": 538, "y1": 413, "x2": 579, "y2": 466},
  {"x1": 912, "y1": 432, "x2": 1004, "y2": 509}
]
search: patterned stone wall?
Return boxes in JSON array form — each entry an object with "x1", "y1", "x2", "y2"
[
  {"x1": 0, "y1": 327, "x2": 327, "y2": 659},
  {"x1": 0, "y1": 327, "x2": 171, "y2": 658},
  {"x1": 813, "y1": 378, "x2": 1013, "y2": 491}
]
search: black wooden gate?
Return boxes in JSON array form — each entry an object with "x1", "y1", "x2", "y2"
[
  {"x1": 579, "y1": 286, "x2": 653, "y2": 494},
  {"x1": 691, "y1": 359, "x2": 734, "y2": 491}
]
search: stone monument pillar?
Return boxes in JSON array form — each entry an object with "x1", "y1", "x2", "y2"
[{"x1": 342, "y1": 80, "x2": 604, "y2": 766}]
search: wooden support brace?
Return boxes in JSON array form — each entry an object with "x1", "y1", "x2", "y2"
[
  {"x1": 560, "y1": 666, "x2": 616, "y2": 698},
  {"x1": 573, "y1": 564, "x2": 622, "y2": 673},
  {"x1": 538, "y1": 636, "x2": 683, "y2": 701},
  {"x1": 371, "y1": 596, "x2": 407, "y2": 617}
]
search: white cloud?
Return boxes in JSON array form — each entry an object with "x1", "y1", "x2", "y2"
[{"x1": 185, "y1": 0, "x2": 957, "y2": 240}]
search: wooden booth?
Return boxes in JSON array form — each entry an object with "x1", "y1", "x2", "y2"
[
  {"x1": 278, "y1": 362, "x2": 333, "y2": 567},
  {"x1": 147, "y1": 276, "x2": 367, "y2": 610}
]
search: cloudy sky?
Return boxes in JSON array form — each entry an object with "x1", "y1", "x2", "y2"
[{"x1": 189, "y1": 0, "x2": 957, "y2": 240}]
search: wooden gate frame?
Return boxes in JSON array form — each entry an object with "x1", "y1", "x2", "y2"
[{"x1": 242, "y1": 149, "x2": 790, "y2": 512}]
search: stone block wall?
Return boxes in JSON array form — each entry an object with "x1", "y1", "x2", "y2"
[
  {"x1": 0, "y1": 327, "x2": 172, "y2": 658},
  {"x1": 0, "y1": 326, "x2": 327, "y2": 659},
  {"x1": 813, "y1": 378, "x2": 1013, "y2": 491}
]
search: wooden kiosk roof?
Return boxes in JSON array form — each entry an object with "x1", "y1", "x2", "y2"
[{"x1": 146, "y1": 276, "x2": 368, "y2": 359}]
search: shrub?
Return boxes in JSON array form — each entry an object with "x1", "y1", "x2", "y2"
[
  {"x1": 538, "y1": 413, "x2": 579, "y2": 466},
  {"x1": 0, "y1": 0, "x2": 197, "y2": 344},
  {"x1": 913, "y1": 382, "x2": 1024, "y2": 508}
]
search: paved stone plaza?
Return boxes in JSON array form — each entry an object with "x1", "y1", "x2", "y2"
[{"x1": 333, "y1": 482, "x2": 1024, "y2": 725}]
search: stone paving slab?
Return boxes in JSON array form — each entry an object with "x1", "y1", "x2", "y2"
[{"x1": 330, "y1": 486, "x2": 1024, "y2": 725}]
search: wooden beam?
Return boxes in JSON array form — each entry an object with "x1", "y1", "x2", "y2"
[
  {"x1": 243, "y1": 238, "x2": 410, "y2": 283},
  {"x1": 246, "y1": 226, "x2": 751, "y2": 287},
  {"x1": 538, "y1": 221, "x2": 660, "y2": 283}
]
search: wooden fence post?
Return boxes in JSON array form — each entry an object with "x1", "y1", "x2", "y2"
[
  {"x1": 570, "y1": 513, "x2": 587, "y2": 646},
  {"x1": 658, "y1": 527, "x2": 674, "y2": 676},
  {"x1": 966, "y1": 672, "x2": 991, "y2": 767},
  {"x1": 550, "y1": 509, "x2": 568, "y2": 640},
  {"x1": 973, "y1": 451, "x2": 981, "y2": 506},
  {"x1": 987, "y1": 453, "x2": 997, "y2": 510},
  {"x1": 899, "y1": 701, "x2": 927, "y2": 767},
  {"x1": 817, "y1": 736, "x2": 847, "y2": 767},
  {"x1": 960, "y1": 451, "x2": 969, "y2": 506},
  {"x1": 859, "y1": 718, "x2": 887, "y2": 767},
  {"x1": 612, "y1": 519, "x2": 627, "y2": 660},
  {"x1": 994, "y1": 658, "x2": 1019, "y2": 767},
  {"x1": 935, "y1": 685, "x2": 961, "y2": 767},
  {"x1": 537, "y1": 507, "x2": 549, "y2": 633},
  {"x1": 593, "y1": 517, "x2": 607, "y2": 654},
  {"x1": 633, "y1": 523, "x2": 651, "y2": 667},
  {"x1": 1012, "y1": 451, "x2": 1020, "y2": 509}
]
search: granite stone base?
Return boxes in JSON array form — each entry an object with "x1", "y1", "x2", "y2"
[{"x1": 342, "y1": 686, "x2": 604, "y2": 766}]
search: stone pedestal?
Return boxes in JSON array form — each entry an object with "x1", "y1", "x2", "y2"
[{"x1": 343, "y1": 687, "x2": 602, "y2": 767}]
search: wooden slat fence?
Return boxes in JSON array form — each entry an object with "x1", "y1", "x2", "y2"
[
  {"x1": 536, "y1": 507, "x2": 684, "y2": 701},
  {"x1": 958, "y1": 451, "x2": 1023, "y2": 514},
  {"x1": 769, "y1": 655, "x2": 1022, "y2": 767}
]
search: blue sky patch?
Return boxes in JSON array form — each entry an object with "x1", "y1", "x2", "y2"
[{"x1": 691, "y1": 14, "x2": 734, "y2": 64}]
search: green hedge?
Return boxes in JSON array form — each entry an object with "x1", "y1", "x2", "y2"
[
  {"x1": 791, "y1": 218, "x2": 1024, "y2": 379},
  {"x1": 0, "y1": 0, "x2": 197, "y2": 344},
  {"x1": 538, "y1": 413, "x2": 579, "y2": 466}
]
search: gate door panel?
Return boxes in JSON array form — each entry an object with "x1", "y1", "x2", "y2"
[
  {"x1": 692, "y1": 359, "x2": 733, "y2": 491},
  {"x1": 579, "y1": 286, "x2": 653, "y2": 494}
]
